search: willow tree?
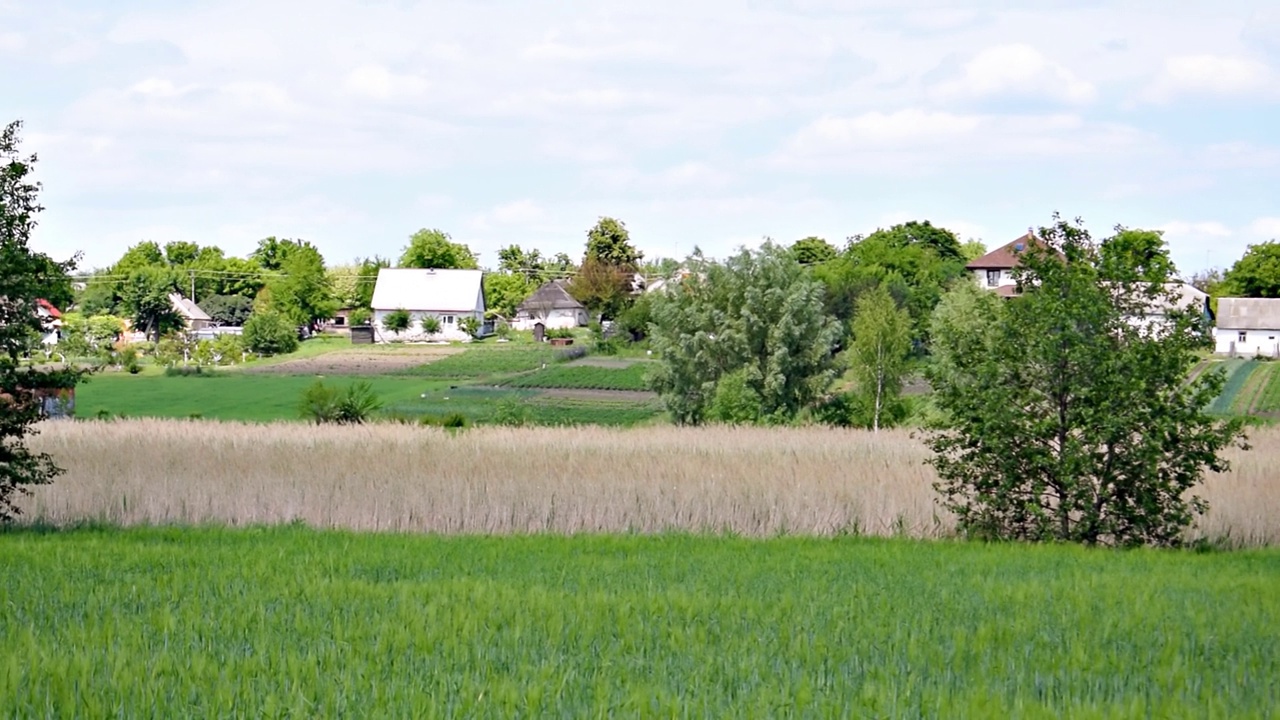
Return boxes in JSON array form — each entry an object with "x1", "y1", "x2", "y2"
[{"x1": 648, "y1": 241, "x2": 841, "y2": 425}]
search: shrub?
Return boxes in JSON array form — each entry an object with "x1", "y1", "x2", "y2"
[
  {"x1": 421, "y1": 315, "x2": 443, "y2": 336},
  {"x1": 383, "y1": 308, "x2": 412, "y2": 337},
  {"x1": 707, "y1": 369, "x2": 762, "y2": 425},
  {"x1": 441, "y1": 412, "x2": 469, "y2": 428},
  {"x1": 243, "y1": 310, "x2": 299, "y2": 356},
  {"x1": 349, "y1": 307, "x2": 373, "y2": 326},
  {"x1": 458, "y1": 316, "x2": 481, "y2": 339},
  {"x1": 545, "y1": 327, "x2": 575, "y2": 340},
  {"x1": 163, "y1": 366, "x2": 219, "y2": 378},
  {"x1": 493, "y1": 398, "x2": 532, "y2": 427},
  {"x1": 299, "y1": 380, "x2": 383, "y2": 425}
]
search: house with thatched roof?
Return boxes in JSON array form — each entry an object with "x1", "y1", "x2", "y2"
[{"x1": 513, "y1": 280, "x2": 587, "y2": 331}]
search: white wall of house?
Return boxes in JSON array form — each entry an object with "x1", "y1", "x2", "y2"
[
  {"x1": 373, "y1": 308, "x2": 483, "y2": 342},
  {"x1": 1215, "y1": 327, "x2": 1280, "y2": 358},
  {"x1": 512, "y1": 308, "x2": 587, "y2": 331},
  {"x1": 973, "y1": 268, "x2": 1017, "y2": 290}
]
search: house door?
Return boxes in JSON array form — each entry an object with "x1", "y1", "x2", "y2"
[{"x1": 533, "y1": 322, "x2": 545, "y2": 343}]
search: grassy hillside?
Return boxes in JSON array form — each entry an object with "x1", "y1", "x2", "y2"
[{"x1": 3, "y1": 526, "x2": 1277, "y2": 717}]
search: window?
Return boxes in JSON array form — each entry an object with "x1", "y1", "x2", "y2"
[
  {"x1": 1239, "y1": 331, "x2": 1248, "y2": 343},
  {"x1": 334, "y1": 316, "x2": 345, "y2": 326},
  {"x1": 443, "y1": 315, "x2": 455, "y2": 325},
  {"x1": 986, "y1": 269, "x2": 1000, "y2": 287}
]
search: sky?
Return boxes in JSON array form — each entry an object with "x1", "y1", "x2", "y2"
[{"x1": 4, "y1": 0, "x2": 1279, "y2": 275}]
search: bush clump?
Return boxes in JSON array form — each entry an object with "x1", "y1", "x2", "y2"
[
  {"x1": 299, "y1": 380, "x2": 383, "y2": 424},
  {"x1": 243, "y1": 310, "x2": 299, "y2": 356}
]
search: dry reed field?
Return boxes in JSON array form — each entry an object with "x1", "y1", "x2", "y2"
[{"x1": 22, "y1": 419, "x2": 1280, "y2": 545}]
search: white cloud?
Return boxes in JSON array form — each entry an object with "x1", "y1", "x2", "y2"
[
  {"x1": 1248, "y1": 217, "x2": 1280, "y2": 238},
  {"x1": 788, "y1": 110, "x2": 982, "y2": 151},
  {"x1": 932, "y1": 44, "x2": 1096, "y2": 104},
  {"x1": 490, "y1": 199, "x2": 545, "y2": 225},
  {"x1": 1141, "y1": 54, "x2": 1274, "y2": 102},
  {"x1": 0, "y1": 31, "x2": 23, "y2": 52},
  {"x1": 1160, "y1": 221, "x2": 1233, "y2": 237},
  {"x1": 778, "y1": 110, "x2": 1143, "y2": 172},
  {"x1": 343, "y1": 64, "x2": 428, "y2": 100}
]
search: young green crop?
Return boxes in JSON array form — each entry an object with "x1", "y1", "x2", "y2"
[
  {"x1": 505, "y1": 363, "x2": 651, "y2": 391},
  {"x1": 400, "y1": 346, "x2": 560, "y2": 378},
  {"x1": 2, "y1": 527, "x2": 1278, "y2": 717}
]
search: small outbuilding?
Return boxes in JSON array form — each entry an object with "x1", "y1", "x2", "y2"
[
  {"x1": 1214, "y1": 297, "x2": 1280, "y2": 358},
  {"x1": 512, "y1": 280, "x2": 587, "y2": 331}
]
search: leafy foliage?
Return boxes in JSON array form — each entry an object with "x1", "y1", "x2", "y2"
[
  {"x1": 0, "y1": 120, "x2": 84, "y2": 520},
  {"x1": 120, "y1": 267, "x2": 183, "y2": 342},
  {"x1": 262, "y1": 239, "x2": 336, "y2": 331},
  {"x1": 458, "y1": 315, "x2": 481, "y2": 338},
  {"x1": 299, "y1": 379, "x2": 383, "y2": 424},
  {"x1": 850, "y1": 285, "x2": 912, "y2": 431},
  {"x1": 483, "y1": 272, "x2": 536, "y2": 319},
  {"x1": 201, "y1": 294, "x2": 253, "y2": 327},
  {"x1": 399, "y1": 228, "x2": 478, "y2": 269},
  {"x1": 383, "y1": 308, "x2": 412, "y2": 337},
  {"x1": 1221, "y1": 240, "x2": 1280, "y2": 298},
  {"x1": 585, "y1": 216, "x2": 642, "y2": 267},
  {"x1": 568, "y1": 256, "x2": 635, "y2": 321},
  {"x1": 242, "y1": 309, "x2": 299, "y2": 356},
  {"x1": 648, "y1": 241, "x2": 841, "y2": 425},
  {"x1": 790, "y1": 236, "x2": 837, "y2": 265},
  {"x1": 925, "y1": 214, "x2": 1247, "y2": 547},
  {"x1": 420, "y1": 315, "x2": 442, "y2": 336}
]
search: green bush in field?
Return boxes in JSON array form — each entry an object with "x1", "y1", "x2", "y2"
[
  {"x1": 458, "y1": 316, "x2": 481, "y2": 339},
  {"x1": 243, "y1": 309, "x2": 299, "y2": 356},
  {"x1": 299, "y1": 380, "x2": 383, "y2": 424}
]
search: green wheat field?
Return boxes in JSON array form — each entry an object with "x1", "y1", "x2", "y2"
[{"x1": 2, "y1": 526, "x2": 1277, "y2": 718}]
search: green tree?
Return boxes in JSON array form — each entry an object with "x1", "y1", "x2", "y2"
[
  {"x1": 1099, "y1": 227, "x2": 1177, "y2": 283},
  {"x1": 242, "y1": 308, "x2": 299, "y2": 356},
  {"x1": 927, "y1": 280, "x2": 1004, "y2": 397},
  {"x1": 960, "y1": 239, "x2": 988, "y2": 262},
  {"x1": 121, "y1": 267, "x2": 183, "y2": 343},
  {"x1": 706, "y1": 368, "x2": 763, "y2": 425},
  {"x1": 791, "y1": 236, "x2": 837, "y2": 265},
  {"x1": 163, "y1": 241, "x2": 201, "y2": 266},
  {"x1": 1221, "y1": 240, "x2": 1280, "y2": 298},
  {"x1": 648, "y1": 242, "x2": 841, "y2": 425},
  {"x1": 925, "y1": 214, "x2": 1246, "y2": 547},
  {"x1": 400, "y1": 229, "x2": 478, "y2": 269},
  {"x1": 458, "y1": 315, "x2": 481, "y2": 338},
  {"x1": 383, "y1": 308, "x2": 412, "y2": 337},
  {"x1": 482, "y1": 272, "x2": 535, "y2": 319},
  {"x1": 201, "y1": 294, "x2": 253, "y2": 326},
  {"x1": 264, "y1": 242, "x2": 336, "y2": 331},
  {"x1": 567, "y1": 256, "x2": 635, "y2": 321},
  {"x1": 586, "y1": 217, "x2": 642, "y2": 267},
  {"x1": 850, "y1": 285, "x2": 912, "y2": 432},
  {"x1": 497, "y1": 244, "x2": 547, "y2": 281},
  {"x1": 0, "y1": 120, "x2": 84, "y2": 520}
]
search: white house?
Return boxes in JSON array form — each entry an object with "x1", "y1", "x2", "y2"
[
  {"x1": 370, "y1": 268, "x2": 486, "y2": 342},
  {"x1": 1125, "y1": 282, "x2": 1211, "y2": 335},
  {"x1": 512, "y1": 280, "x2": 587, "y2": 331},
  {"x1": 967, "y1": 232, "x2": 1037, "y2": 298},
  {"x1": 36, "y1": 299, "x2": 62, "y2": 346},
  {"x1": 169, "y1": 293, "x2": 213, "y2": 331},
  {"x1": 1214, "y1": 298, "x2": 1280, "y2": 358}
]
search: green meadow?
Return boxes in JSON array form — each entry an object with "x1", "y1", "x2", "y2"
[{"x1": 2, "y1": 527, "x2": 1277, "y2": 718}]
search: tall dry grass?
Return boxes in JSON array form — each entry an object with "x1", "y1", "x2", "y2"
[{"x1": 20, "y1": 419, "x2": 1280, "y2": 545}]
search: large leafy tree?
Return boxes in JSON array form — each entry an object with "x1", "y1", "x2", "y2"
[
  {"x1": 813, "y1": 221, "x2": 968, "y2": 342},
  {"x1": 925, "y1": 215, "x2": 1246, "y2": 547},
  {"x1": 648, "y1": 242, "x2": 841, "y2": 425},
  {"x1": 791, "y1": 236, "x2": 837, "y2": 265},
  {"x1": 0, "y1": 120, "x2": 83, "y2": 520},
  {"x1": 568, "y1": 256, "x2": 635, "y2": 321},
  {"x1": 585, "y1": 217, "x2": 642, "y2": 267},
  {"x1": 263, "y1": 240, "x2": 336, "y2": 331},
  {"x1": 399, "y1": 228, "x2": 478, "y2": 269},
  {"x1": 120, "y1": 267, "x2": 184, "y2": 342},
  {"x1": 1221, "y1": 240, "x2": 1280, "y2": 298},
  {"x1": 850, "y1": 284, "x2": 912, "y2": 432},
  {"x1": 1099, "y1": 227, "x2": 1177, "y2": 283},
  {"x1": 483, "y1": 272, "x2": 535, "y2": 319}
]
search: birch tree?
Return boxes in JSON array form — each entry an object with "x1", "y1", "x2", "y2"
[{"x1": 850, "y1": 285, "x2": 911, "y2": 432}]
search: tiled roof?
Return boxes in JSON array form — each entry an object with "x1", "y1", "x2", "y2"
[{"x1": 965, "y1": 233, "x2": 1040, "y2": 270}]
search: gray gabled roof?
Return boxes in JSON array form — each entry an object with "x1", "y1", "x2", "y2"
[
  {"x1": 517, "y1": 280, "x2": 584, "y2": 312},
  {"x1": 1216, "y1": 297, "x2": 1280, "y2": 330},
  {"x1": 168, "y1": 293, "x2": 211, "y2": 322}
]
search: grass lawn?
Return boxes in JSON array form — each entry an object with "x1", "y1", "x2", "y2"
[
  {"x1": 1, "y1": 527, "x2": 1276, "y2": 717},
  {"x1": 505, "y1": 362, "x2": 652, "y2": 391},
  {"x1": 385, "y1": 386, "x2": 664, "y2": 427},
  {"x1": 77, "y1": 373, "x2": 446, "y2": 422}
]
